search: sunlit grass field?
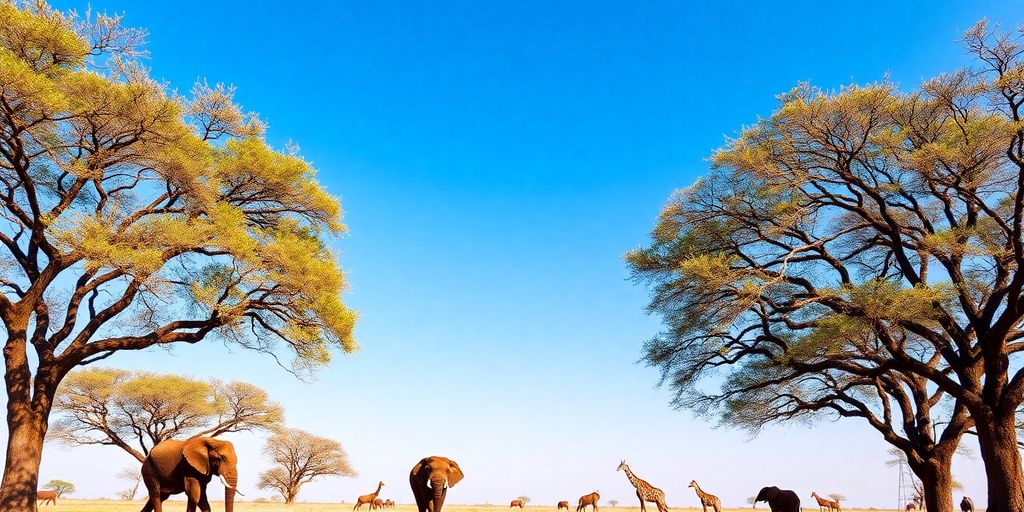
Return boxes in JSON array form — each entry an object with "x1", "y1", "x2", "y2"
[{"x1": 42, "y1": 500, "x2": 908, "y2": 512}]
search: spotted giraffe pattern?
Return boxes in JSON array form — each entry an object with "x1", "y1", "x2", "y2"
[
  {"x1": 616, "y1": 461, "x2": 668, "y2": 512},
  {"x1": 687, "y1": 481, "x2": 721, "y2": 512}
]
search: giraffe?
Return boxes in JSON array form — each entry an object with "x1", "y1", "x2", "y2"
[
  {"x1": 687, "y1": 481, "x2": 721, "y2": 512},
  {"x1": 616, "y1": 461, "x2": 668, "y2": 512},
  {"x1": 811, "y1": 492, "x2": 839, "y2": 512},
  {"x1": 355, "y1": 481, "x2": 386, "y2": 511}
]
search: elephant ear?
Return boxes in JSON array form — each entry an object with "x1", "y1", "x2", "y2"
[
  {"x1": 183, "y1": 438, "x2": 211, "y2": 476},
  {"x1": 412, "y1": 458, "x2": 429, "y2": 477},
  {"x1": 446, "y1": 459, "x2": 464, "y2": 487}
]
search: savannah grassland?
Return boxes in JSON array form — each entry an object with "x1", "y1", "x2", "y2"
[{"x1": 44, "y1": 501, "x2": 907, "y2": 512}]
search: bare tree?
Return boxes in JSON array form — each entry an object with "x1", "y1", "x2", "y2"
[
  {"x1": 116, "y1": 467, "x2": 141, "y2": 500},
  {"x1": 257, "y1": 428, "x2": 355, "y2": 503}
]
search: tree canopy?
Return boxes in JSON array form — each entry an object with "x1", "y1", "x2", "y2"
[
  {"x1": 41, "y1": 479, "x2": 73, "y2": 497},
  {"x1": 257, "y1": 427, "x2": 355, "y2": 504},
  {"x1": 0, "y1": 2, "x2": 357, "y2": 508},
  {"x1": 51, "y1": 368, "x2": 284, "y2": 461},
  {"x1": 628, "y1": 20, "x2": 1024, "y2": 512}
]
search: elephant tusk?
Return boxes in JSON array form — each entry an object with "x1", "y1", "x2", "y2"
[
  {"x1": 217, "y1": 474, "x2": 244, "y2": 495},
  {"x1": 218, "y1": 474, "x2": 233, "y2": 489}
]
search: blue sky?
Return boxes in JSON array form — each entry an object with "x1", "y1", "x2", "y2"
[{"x1": 27, "y1": 0, "x2": 1021, "y2": 508}]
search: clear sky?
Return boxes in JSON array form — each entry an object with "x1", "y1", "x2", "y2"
[{"x1": 20, "y1": 0, "x2": 1021, "y2": 509}]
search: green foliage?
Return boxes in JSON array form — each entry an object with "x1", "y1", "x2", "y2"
[
  {"x1": 0, "y1": 0, "x2": 357, "y2": 377},
  {"x1": 53, "y1": 368, "x2": 284, "y2": 462},
  {"x1": 627, "y1": 20, "x2": 1024, "y2": 510},
  {"x1": 42, "y1": 479, "x2": 74, "y2": 497}
]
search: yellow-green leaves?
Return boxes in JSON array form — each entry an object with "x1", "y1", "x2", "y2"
[
  {"x1": 215, "y1": 138, "x2": 346, "y2": 234},
  {"x1": 53, "y1": 369, "x2": 285, "y2": 461},
  {"x1": 0, "y1": 1, "x2": 89, "y2": 73},
  {"x1": 3, "y1": 1, "x2": 356, "y2": 371}
]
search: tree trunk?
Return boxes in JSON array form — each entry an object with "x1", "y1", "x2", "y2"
[
  {"x1": 0, "y1": 400, "x2": 49, "y2": 512},
  {"x1": 914, "y1": 452, "x2": 956, "y2": 512},
  {"x1": 975, "y1": 412, "x2": 1024, "y2": 512}
]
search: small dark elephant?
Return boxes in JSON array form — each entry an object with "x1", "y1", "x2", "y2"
[
  {"x1": 140, "y1": 436, "x2": 240, "y2": 512},
  {"x1": 961, "y1": 496, "x2": 975, "y2": 512},
  {"x1": 753, "y1": 486, "x2": 800, "y2": 512},
  {"x1": 409, "y1": 456, "x2": 464, "y2": 512}
]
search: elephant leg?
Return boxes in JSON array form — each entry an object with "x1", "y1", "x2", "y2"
[
  {"x1": 198, "y1": 484, "x2": 212, "y2": 512},
  {"x1": 184, "y1": 478, "x2": 203, "y2": 512}
]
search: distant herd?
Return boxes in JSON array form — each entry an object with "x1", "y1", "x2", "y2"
[{"x1": 31, "y1": 447, "x2": 977, "y2": 512}]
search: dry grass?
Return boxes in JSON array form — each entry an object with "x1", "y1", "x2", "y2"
[{"x1": 42, "y1": 500, "x2": 906, "y2": 512}]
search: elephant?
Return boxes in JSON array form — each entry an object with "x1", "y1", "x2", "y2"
[
  {"x1": 961, "y1": 496, "x2": 975, "y2": 512},
  {"x1": 36, "y1": 490, "x2": 57, "y2": 506},
  {"x1": 140, "y1": 436, "x2": 240, "y2": 512},
  {"x1": 753, "y1": 486, "x2": 800, "y2": 512},
  {"x1": 410, "y1": 456, "x2": 464, "y2": 512}
]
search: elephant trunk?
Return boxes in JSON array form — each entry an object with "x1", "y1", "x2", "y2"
[
  {"x1": 431, "y1": 475, "x2": 445, "y2": 512},
  {"x1": 222, "y1": 467, "x2": 238, "y2": 512}
]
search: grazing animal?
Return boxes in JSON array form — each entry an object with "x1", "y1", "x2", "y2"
[
  {"x1": 36, "y1": 490, "x2": 57, "y2": 506},
  {"x1": 577, "y1": 491, "x2": 600, "y2": 512},
  {"x1": 616, "y1": 461, "x2": 668, "y2": 512},
  {"x1": 558, "y1": 501, "x2": 570, "y2": 511},
  {"x1": 511, "y1": 500, "x2": 525, "y2": 508},
  {"x1": 905, "y1": 504, "x2": 919, "y2": 511},
  {"x1": 140, "y1": 437, "x2": 240, "y2": 512},
  {"x1": 960, "y1": 496, "x2": 974, "y2": 512},
  {"x1": 688, "y1": 481, "x2": 721, "y2": 512},
  {"x1": 811, "y1": 492, "x2": 840, "y2": 512},
  {"x1": 410, "y1": 456, "x2": 464, "y2": 512},
  {"x1": 753, "y1": 486, "x2": 800, "y2": 512},
  {"x1": 373, "y1": 498, "x2": 385, "y2": 510},
  {"x1": 355, "y1": 482, "x2": 385, "y2": 511},
  {"x1": 385, "y1": 499, "x2": 395, "y2": 509}
]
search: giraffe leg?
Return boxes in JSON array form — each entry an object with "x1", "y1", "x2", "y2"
[{"x1": 657, "y1": 498, "x2": 668, "y2": 512}]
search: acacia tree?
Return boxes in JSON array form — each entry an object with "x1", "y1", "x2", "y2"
[
  {"x1": 628, "y1": 21, "x2": 1024, "y2": 512},
  {"x1": 51, "y1": 368, "x2": 284, "y2": 461},
  {"x1": 0, "y1": 2, "x2": 357, "y2": 510},
  {"x1": 40, "y1": 479, "x2": 72, "y2": 498},
  {"x1": 256, "y1": 427, "x2": 355, "y2": 504}
]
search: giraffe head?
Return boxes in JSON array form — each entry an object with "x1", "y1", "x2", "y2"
[
  {"x1": 616, "y1": 460, "x2": 628, "y2": 472},
  {"x1": 688, "y1": 480, "x2": 697, "y2": 489}
]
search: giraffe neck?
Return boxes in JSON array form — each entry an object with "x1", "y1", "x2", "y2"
[
  {"x1": 693, "y1": 484, "x2": 705, "y2": 497},
  {"x1": 622, "y1": 467, "x2": 644, "y2": 489},
  {"x1": 373, "y1": 483, "x2": 383, "y2": 496}
]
